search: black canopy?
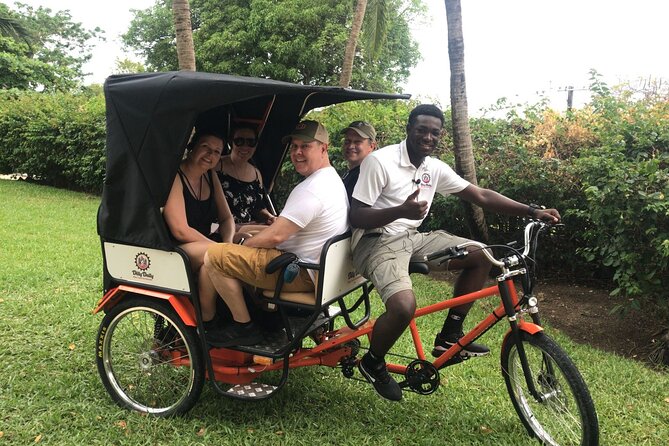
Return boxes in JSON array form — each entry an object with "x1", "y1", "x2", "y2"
[{"x1": 98, "y1": 71, "x2": 409, "y2": 250}]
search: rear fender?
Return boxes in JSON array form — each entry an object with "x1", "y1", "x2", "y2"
[{"x1": 92, "y1": 285, "x2": 197, "y2": 327}]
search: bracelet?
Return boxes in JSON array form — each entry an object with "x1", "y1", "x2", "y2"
[{"x1": 238, "y1": 237, "x2": 245, "y2": 245}]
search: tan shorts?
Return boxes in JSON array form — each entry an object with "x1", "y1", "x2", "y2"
[
  {"x1": 351, "y1": 230, "x2": 472, "y2": 303},
  {"x1": 206, "y1": 243, "x2": 314, "y2": 292}
]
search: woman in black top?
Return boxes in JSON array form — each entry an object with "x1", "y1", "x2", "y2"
[
  {"x1": 218, "y1": 125, "x2": 276, "y2": 230},
  {"x1": 164, "y1": 130, "x2": 235, "y2": 323}
]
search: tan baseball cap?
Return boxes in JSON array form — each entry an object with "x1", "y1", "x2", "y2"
[
  {"x1": 282, "y1": 120, "x2": 329, "y2": 145},
  {"x1": 341, "y1": 120, "x2": 376, "y2": 140}
]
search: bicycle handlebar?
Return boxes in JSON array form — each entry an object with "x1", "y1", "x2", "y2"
[{"x1": 424, "y1": 221, "x2": 554, "y2": 269}]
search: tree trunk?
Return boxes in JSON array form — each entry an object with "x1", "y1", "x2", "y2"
[
  {"x1": 172, "y1": 0, "x2": 196, "y2": 71},
  {"x1": 444, "y1": 0, "x2": 488, "y2": 241},
  {"x1": 340, "y1": 0, "x2": 368, "y2": 88}
]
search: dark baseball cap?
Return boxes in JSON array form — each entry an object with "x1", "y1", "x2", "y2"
[{"x1": 341, "y1": 120, "x2": 376, "y2": 140}]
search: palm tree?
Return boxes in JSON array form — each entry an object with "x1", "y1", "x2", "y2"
[
  {"x1": 340, "y1": 0, "x2": 367, "y2": 88},
  {"x1": 444, "y1": 0, "x2": 488, "y2": 241},
  {"x1": 0, "y1": 15, "x2": 33, "y2": 45},
  {"x1": 172, "y1": 0, "x2": 196, "y2": 71},
  {"x1": 339, "y1": 0, "x2": 388, "y2": 88}
]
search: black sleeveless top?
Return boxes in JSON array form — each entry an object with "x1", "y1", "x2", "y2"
[
  {"x1": 176, "y1": 169, "x2": 217, "y2": 237},
  {"x1": 218, "y1": 170, "x2": 265, "y2": 224}
]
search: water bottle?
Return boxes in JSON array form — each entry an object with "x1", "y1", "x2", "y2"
[{"x1": 283, "y1": 262, "x2": 300, "y2": 283}]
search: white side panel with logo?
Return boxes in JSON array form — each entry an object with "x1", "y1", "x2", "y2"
[{"x1": 104, "y1": 242, "x2": 191, "y2": 293}]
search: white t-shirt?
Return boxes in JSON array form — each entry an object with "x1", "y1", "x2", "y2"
[
  {"x1": 278, "y1": 166, "x2": 349, "y2": 264},
  {"x1": 352, "y1": 140, "x2": 469, "y2": 239}
]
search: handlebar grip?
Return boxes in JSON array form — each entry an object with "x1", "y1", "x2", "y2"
[{"x1": 425, "y1": 246, "x2": 467, "y2": 262}]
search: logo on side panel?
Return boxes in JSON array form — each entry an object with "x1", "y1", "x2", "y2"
[{"x1": 132, "y1": 252, "x2": 154, "y2": 280}]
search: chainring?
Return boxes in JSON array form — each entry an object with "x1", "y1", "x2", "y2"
[{"x1": 404, "y1": 359, "x2": 440, "y2": 395}]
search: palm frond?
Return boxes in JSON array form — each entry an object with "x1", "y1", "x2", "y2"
[
  {"x1": 0, "y1": 15, "x2": 34, "y2": 44},
  {"x1": 362, "y1": 0, "x2": 389, "y2": 60}
]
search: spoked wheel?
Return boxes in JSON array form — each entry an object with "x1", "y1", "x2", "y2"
[
  {"x1": 96, "y1": 296, "x2": 204, "y2": 416},
  {"x1": 501, "y1": 331, "x2": 598, "y2": 446}
]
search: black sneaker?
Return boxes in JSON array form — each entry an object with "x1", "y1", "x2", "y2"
[
  {"x1": 431, "y1": 332, "x2": 490, "y2": 358},
  {"x1": 205, "y1": 321, "x2": 263, "y2": 348},
  {"x1": 358, "y1": 353, "x2": 402, "y2": 401}
]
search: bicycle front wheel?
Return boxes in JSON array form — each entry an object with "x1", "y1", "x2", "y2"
[{"x1": 501, "y1": 331, "x2": 598, "y2": 446}]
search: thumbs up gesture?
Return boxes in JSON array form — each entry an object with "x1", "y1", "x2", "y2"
[{"x1": 401, "y1": 189, "x2": 428, "y2": 220}]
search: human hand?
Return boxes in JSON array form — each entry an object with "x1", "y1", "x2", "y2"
[
  {"x1": 534, "y1": 208, "x2": 561, "y2": 224},
  {"x1": 233, "y1": 232, "x2": 253, "y2": 243},
  {"x1": 265, "y1": 215, "x2": 277, "y2": 225},
  {"x1": 260, "y1": 209, "x2": 277, "y2": 225},
  {"x1": 401, "y1": 189, "x2": 428, "y2": 220}
]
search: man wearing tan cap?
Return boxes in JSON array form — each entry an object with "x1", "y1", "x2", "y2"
[
  {"x1": 341, "y1": 121, "x2": 377, "y2": 202},
  {"x1": 202, "y1": 120, "x2": 349, "y2": 347}
]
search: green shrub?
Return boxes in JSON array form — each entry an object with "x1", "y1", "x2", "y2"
[
  {"x1": 570, "y1": 77, "x2": 669, "y2": 311},
  {"x1": 0, "y1": 89, "x2": 106, "y2": 193}
]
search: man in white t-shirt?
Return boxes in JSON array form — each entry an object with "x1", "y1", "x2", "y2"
[
  {"x1": 203, "y1": 120, "x2": 349, "y2": 347},
  {"x1": 350, "y1": 104, "x2": 561, "y2": 401}
]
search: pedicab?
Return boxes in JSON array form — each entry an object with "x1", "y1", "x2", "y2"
[
  {"x1": 94, "y1": 70, "x2": 409, "y2": 411},
  {"x1": 94, "y1": 71, "x2": 598, "y2": 445}
]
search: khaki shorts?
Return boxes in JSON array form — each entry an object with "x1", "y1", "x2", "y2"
[
  {"x1": 351, "y1": 230, "x2": 472, "y2": 303},
  {"x1": 206, "y1": 243, "x2": 314, "y2": 292}
]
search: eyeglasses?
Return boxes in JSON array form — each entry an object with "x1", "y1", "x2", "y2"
[{"x1": 233, "y1": 137, "x2": 257, "y2": 147}]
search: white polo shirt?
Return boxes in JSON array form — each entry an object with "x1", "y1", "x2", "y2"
[{"x1": 351, "y1": 140, "x2": 469, "y2": 241}]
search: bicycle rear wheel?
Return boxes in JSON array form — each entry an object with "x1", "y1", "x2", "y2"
[
  {"x1": 96, "y1": 296, "x2": 204, "y2": 416},
  {"x1": 501, "y1": 331, "x2": 598, "y2": 446}
]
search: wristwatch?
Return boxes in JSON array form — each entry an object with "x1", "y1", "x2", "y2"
[{"x1": 527, "y1": 203, "x2": 543, "y2": 217}]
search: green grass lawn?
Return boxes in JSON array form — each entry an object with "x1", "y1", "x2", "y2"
[{"x1": 1, "y1": 179, "x2": 668, "y2": 445}]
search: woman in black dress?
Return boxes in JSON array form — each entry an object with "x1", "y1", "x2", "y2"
[{"x1": 164, "y1": 130, "x2": 235, "y2": 323}]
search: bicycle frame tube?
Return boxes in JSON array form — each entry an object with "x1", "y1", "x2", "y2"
[
  {"x1": 383, "y1": 281, "x2": 516, "y2": 373},
  {"x1": 205, "y1": 278, "x2": 544, "y2": 384}
]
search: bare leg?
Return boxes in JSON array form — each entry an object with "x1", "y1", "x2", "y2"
[
  {"x1": 444, "y1": 249, "x2": 492, "y2": 314},
  {"x1": 203, "y1": 252, "x2": 251, "y2": 323},
  {"x1": 180, "y1": 241, "x2": 219, "y2": 321},
  {"x1": 369, "y1": 290, "x2": 416, "y2": 357},
  {"x1": 198, "y1": 267, "x2": 218, "y2": 321}
]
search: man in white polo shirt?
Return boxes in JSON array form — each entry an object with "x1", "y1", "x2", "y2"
[{"x1": 350, "y1": 104, "x2": 560, "y2": 401}]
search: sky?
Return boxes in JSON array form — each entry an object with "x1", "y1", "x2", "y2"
[{"x1": 12, "y1": 0, "x2": 669, "y2": 116}]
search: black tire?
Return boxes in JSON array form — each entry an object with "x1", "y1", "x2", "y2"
[
  {"x1": 501, "y1": 331, "x2": 599, "y2": 446},
  {"x1": 96, "y1": 295, "x2": 204, "y2": 416}
]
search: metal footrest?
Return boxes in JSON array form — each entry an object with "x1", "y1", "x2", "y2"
[{"x1": 226, "y1": 382, "x2": 278, "y2": 398}]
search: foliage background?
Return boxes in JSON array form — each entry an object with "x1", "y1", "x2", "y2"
[
  {"x1": 0, "y1": 75, "x2": 667, "y2": 314},
  {"x1": 122, "y1": 0, "x2": 423, "y2": 92},
  {"x1": 0, "y1": 86, "x2": 105, "y2": 192},
  {"x1": 0, "y1": 2, "x2": 102, "y2": 91}
]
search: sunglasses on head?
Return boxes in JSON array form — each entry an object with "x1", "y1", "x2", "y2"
[{"x1": 233, "y1": 137, "x2": 258, "y2": 147}]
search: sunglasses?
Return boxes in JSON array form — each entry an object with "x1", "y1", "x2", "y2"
[{"x1": 233, "y1": 137, "x2": 258, "y2": 147}]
